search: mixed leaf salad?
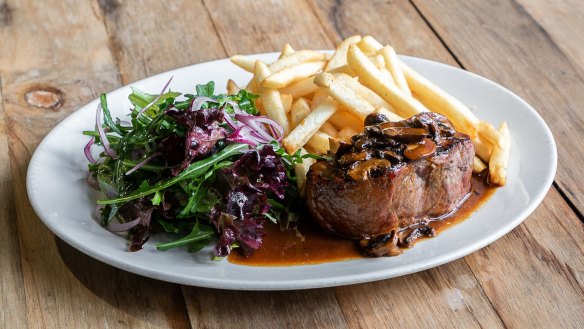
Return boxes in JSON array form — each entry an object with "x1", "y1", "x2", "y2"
[{"x1": 83, "y1": 79, "x2": 317, "y2": 258}]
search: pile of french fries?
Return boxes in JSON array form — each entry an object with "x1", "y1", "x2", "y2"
[{"x1": 228, "y1": 35, "x2": 510, "y2": 188}]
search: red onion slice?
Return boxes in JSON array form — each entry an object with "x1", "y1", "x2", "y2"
[
  {"x1": 106, "y1": 218, "x2": 141, "y2": 232},
  {"x1": 190, "y1": 96, "x2": 219, "y2": 112},
  {"x1": 137, "y1": 76, "x2": 174, "y2": 117},
  {"x1": 84, "y1": 137, "x2": 96, "y2": 163},
  {"x1": 96, "y1": 104, "x2": 117, "y2": 159},
  {"x1": 125, "y1": 152, "x2": 161, "y2": 175},
  {"x1": 235, "y1": 114, "x2": 273, "y2": 142}
]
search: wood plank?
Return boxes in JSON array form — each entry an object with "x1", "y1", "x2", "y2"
[
  {"x1": 203, "y1": 0, "x2": 333, "y2": 55},
  {"x1": 334, "y1": 260, "x2": 505, "y2": 329},
  {"x1": 514, "y1": 0, "x2": 584, "y2": 71},
  {"x1": 98, "y1": 0, "x2": 226, "y2": 83},
  {"x1": 308, "y1": 0, "x2": 457, "y2": 66},
  {"x1": 184, "y1": 288, "x2": 349, "y2": 329},
  {"x1": 0, "y1": 80, "x2": 28, "y2": 328},
  {"x1": 465, "y1": 189, "x2": 584, "y2": 328},
  {"x1": 412, "y1": 0, "x2": 584, "y2": 214},
  {"x1": 0, "y1": 1, "x2": 190, "y2": 327}
]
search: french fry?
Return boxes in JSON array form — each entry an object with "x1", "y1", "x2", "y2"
[
  {"x1": 294, "y1": 148, "x2": 316, "y2": 197},
  {"x1": 281, "y1": 94, "x2": 293, "y2": 113},
  {"x1": 255, "y1": 61, "x2": 290, "y2": 134},
  {"x1": 279, "y1": 43, "x2": 295, "y2": 59},
  {"x1": 268, "y1": 50, "x2": 327, "y2": 73},
  {"x1": 328, "y1": 64, "x2": 356, "y2": 76},
  {"x1": 335, "y1": 74, "x2": 392, "y2": 110},
  {"x1": 329, "y1": 110, "x2": 364, "y2": 132},
  {"x1": 357, "y1": 35, "x2": 383, "y2": 55},
  {"x1": 473, "y1": 136, "x2": 492, "y2": 162},
  {"x1": 375, "y1": 107, "x2": 404, "y2": 122},
  {"x1": 230, "y1": 55, "x2": 259, "y2": 73},
  {"x1": 399, "y1": 61, "x2": 479, "y2": 138},
  {"x1": 312, "y1": 88, "x2": 330, "y2": 107},
  {"x1": 290, "y1": 98, "x2": 311, "y2": 129},
  {"x1": 380, "y1": 46, "x2": 411, "y2": 96},
  {"x1": 245, "y1": 78, "x2": 258, "y2": 93},
  {"x1": 226, "y1": 79, "x2": 241, "y2": 95},
  {"x1": 282, "y1": 98, "x2": 338, "y2": 154},
  {"x1": 306, "y1": 131, "x2": 335, "y2": 154},
  {"x1": 326, "y1": 35, "x2": 361, "y2": 71},
  {"x1": 262, "y1": 61, "x2": 326, "y2": 89},
  {"x1": 338, "y1": 126, "x2": 358, "y2": 142},
  {"x1": 321, "y1": 122, "x2": 338, "y2": 137},
  {"x1": 477, "y1": 121, "x2": 502, "y2": 150},
  {"x1": 314, "y1": 72, "x2": 375, "y2": 119},
  {"x1": 279, "y1": 76, "x2": 319, "y2": 98},
  {"x1": 489, "y1": 122, "x2": 510, "y2": 185},
  {"x1": 347, "y1": 45, "x2": 428, "y2": 118},
  {"x1": 473, "y1": 156, "x2": 487, "y2": 174}
]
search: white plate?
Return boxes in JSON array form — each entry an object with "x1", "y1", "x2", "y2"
[{"x1": 27, "y1": 53, "x2": 556, "y2": 290}]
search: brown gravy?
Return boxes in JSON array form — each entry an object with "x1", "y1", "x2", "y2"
[{"x1": 228, "y1": 174, "x2": 496, "y2": 266}]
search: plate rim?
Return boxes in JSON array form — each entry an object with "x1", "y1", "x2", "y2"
[{"x1": 26, "y1": 53, "x2": 557, "y2": 290}]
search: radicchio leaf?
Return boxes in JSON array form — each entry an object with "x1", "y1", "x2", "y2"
[
  {"x1": 163, "y1": 106, "x2": 227, "y2": 176},
  {"x1": 211, "y1": 145, "x2": 287, "y2": 257}
]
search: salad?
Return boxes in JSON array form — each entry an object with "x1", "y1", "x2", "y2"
[{"x1": 83, "y1": 79, "x2": 318, "y2": 258}]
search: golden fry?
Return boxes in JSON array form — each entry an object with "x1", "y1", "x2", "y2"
[
  {"x1": 357, "y1": 35, "x2": 383, "y2": 55},
  {"x1": 335, "y1": 74, "x2": 392, "y2": 110},
  {"x1": 314, "y1": 72, "x2": 375, "y2": 119},
  {"x1": 380, "y1": 46, "x2": 411, "y2": 96},
  {"x1": 279, "y1": 76, "x2": 319, "y2": 98},
  {"x1": 255, "y1": 61, "x2": 290, "y2": 135},
  {"x1": 268, "y1": 50, "x2": 327, "y2": 73},
  {"x1": 306, "y1": 131, "x2": 335, "y2": 155},
  {"x1": 226, "y1": 79, "x2": 241, "y2": 95},
  {"x1": 489, "y1": 122, "x2": 510, "y2": 186},
  {"x1": 320, "y1": 121, "x2": 338, "y2": 137},
  {"x1": 399, "y1": 61, "x2": 479, "y2": 138},
  {"x1": 281, "y1": 93, "x2": 293, "y2": 113},
  {"x1": 294, "y1": 148, "x2": 316, "y2": 197},
  {"x1": 262, "y1": 61, "x2": 326, "y2": 89},
  {"x1": 473, "y1": 156, "x2": 487, "y2": 174},
  {"x1": 328, "y1": 110, "x2": 363, "y2": 132},
  {"x1": 326, "y1": 35, "x2": 361, "y2": 71},
  {"x1": 347, "y1": 45, "x2": 428, "y2": 118},
  {"x1": 282, "y1": 98, "x2": 338, "y2": 154},
  {"x1": 338, "y1": 126, "x2": 358, "y2": 142},
  {"x1": 290, "y1": 98, "x2": 311, "y2": 129},
  {"x1": 279, "y1": 43, "x2": 295, "y2": 59},
  {"x1": 230, "y1": 55, "x2": 259, "y2": 73}
]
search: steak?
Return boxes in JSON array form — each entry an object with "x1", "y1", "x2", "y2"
[{"x1": 305, "y1": 112, "x2": 474, "y2": 241}]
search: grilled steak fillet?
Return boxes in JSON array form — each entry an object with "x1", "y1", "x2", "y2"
[{"x1": 305, "y1": 112, "x2": 474, "y2": 239}]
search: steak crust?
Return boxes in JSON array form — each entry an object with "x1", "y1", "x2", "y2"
[{"x1": 305, "y1": 112, "x2": 474, "y2": 239}]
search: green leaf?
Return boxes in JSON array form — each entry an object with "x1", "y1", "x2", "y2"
[
  {"x1": 100, "y1": 94, "x2": 123, "y2": 135},
  {"x1": 156, "y1": 220, "x2": 213, "y2": 251},
  {"x1": 196, "y1": 81, "x2": 215, "y2": 97},
  {"x1": 97, "y1": 143, "x2": 248, "y2": 205}
]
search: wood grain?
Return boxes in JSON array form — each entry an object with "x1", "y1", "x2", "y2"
[
  {"x1": 515, "y1": 0, "x2": 584, "y2": 71},
  {"x1": 334, "y1": 259, "x2": 505, "y2": 329},
  {"x1": 203, "y1": 0, "x2": 333, "y2": 55},
  {"x1": 98, "y1": 0, "x2": 226, "y2": 84},
  {"x1": 465, "y1": 189, "x2": 584, "y2": 328},
  {"x1": 0, "y1": 79, "x2": 28, "y2": 328},
  {"x1": 0, "y1": 1, "x2": 189, "y2": 327},
  {"x1": 184, "y1": 288, "x2": 349, "y2": 329},
  {"x1": 412, "y1": 0, "x2": 584, "y2": 215}
]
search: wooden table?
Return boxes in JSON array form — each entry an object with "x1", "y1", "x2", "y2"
[{"x1": 1, "y1": 0, "x2": 583, "y2": 328}]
